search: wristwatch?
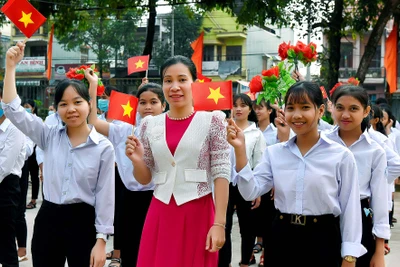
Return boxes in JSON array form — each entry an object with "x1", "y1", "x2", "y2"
[
  {"x1": 343, "y1": 256, "x2": 357, "y2": 263},
  {"x1": 96, "y1": 233, "x2": 109, "y2": 243}
]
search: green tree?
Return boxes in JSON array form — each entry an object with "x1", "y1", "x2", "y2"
[
  {"x1": 55, "y1": 9, "x2": 142, "y2": 77},
  {"x1": 153, "y1": 5, "x2": 203, "y2": 68}
]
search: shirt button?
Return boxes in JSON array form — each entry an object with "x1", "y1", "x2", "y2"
[
  {"x1": 171, "y1": 162, "x2": 176, "y2": 167},
  {"x1": 62, "y1": 191, "x2": 66, "y2": 195},
  {"x1": 68, "y1": 163, "x2": 72, "y2": 167},
  {"x1": 70, "y1": 150, "x2": 74, "y2": 153}
]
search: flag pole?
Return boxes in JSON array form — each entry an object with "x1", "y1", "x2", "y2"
[
  {"x1": 23, "y1": 37, "x2": 28, "y2": 44},
  {"x1": 145, "y1": 69, "x2": 148, "y2": 78}
]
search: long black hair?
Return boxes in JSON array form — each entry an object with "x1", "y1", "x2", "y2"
[
  {"x1": 370, "y1": 105, "x2": 386, "y2": 136},
  {"x1": 233, "y1": 93, "x2": 258, "y2": 123}
]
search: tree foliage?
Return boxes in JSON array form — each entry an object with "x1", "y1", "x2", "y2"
[{"x1": 153, "y1": 5, "x2": 203, "y2": 68}]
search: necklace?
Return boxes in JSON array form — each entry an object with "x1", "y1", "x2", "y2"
[{"x1": 167, "y1": 110, "x2": 195, "y2": 120}]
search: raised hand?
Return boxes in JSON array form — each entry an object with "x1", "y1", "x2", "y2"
[
  {"x1": 226, "y1": 118, "x2": 245, "y2": 149},
  {"x1": 84, "y1": 68, "x2": 99, "y2": 86},
  {"x1": 6, "y1": 42, "x2": 25, "y2": 68},
  {"x1": 125, "y1": 135, "x2": 144, "y2": 163}
]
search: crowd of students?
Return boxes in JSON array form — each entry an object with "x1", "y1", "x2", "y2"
[{"x1": 0, "y1": 41, "x2": 399, "y2": 267}]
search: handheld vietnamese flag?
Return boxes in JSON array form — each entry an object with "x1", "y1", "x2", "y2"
[
  {"x1": 197, "y1": 73, "x2": 212, "y2": 83},
  {"x1": 243, "y1": 90, "x2": 256, "y2": 101},
  {"x1": 192, "y1": 81, "x2": 233, "y2": 111},
  {"x1": 46, "y1": 24, "x2": 54, "y2": 80},
  {"x1": 1, "y1": 0, "x2": 47, "y2": 38},
  {"x1": 191, "y1": 31, "x2": 204, "y2": 75},
  {"x1": 107, "y1": 91, "x2": 139, "y2": 125},
  {"x1": 127, "y1": 55, "x2": 149, "y2": 75}
]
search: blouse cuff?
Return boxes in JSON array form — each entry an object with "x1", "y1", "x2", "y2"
[
  {"x1": 2, "y1": 95, "x2": 21, "y2": 110},
  {"x1": 341, "y1": 242, "x2": 367, "y2": 258},
  {"x1": 236, "y1": 162, "x2": 253, "y2": 182},
  {"x1": 95, "y1": 224, "x2": 114, "y2": 235},
  {"x1": 372, "y1": 223, "x2": 391, "y2": 240}
]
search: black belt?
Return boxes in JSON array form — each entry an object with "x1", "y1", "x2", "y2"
[
  {"x1": 42, "y1": 200, "x2": 93, "y2": 210},
  {"x1": 361, "y1": 198, "x2": 370, "y2": 209},
  {"x1": 276, "y1": 211, "x2": 337, "y2": 226}
]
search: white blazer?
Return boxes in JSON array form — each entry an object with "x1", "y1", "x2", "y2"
[{"x1": 140, "y1": 111, "x2": 231, "y2": 206}]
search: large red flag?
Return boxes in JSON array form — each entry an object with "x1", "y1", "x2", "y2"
[
  {"x1": 191, "y1": 31, "x2": 204, "y2": 75},
  {"x1": 107, "y1": 91, "x2": 139, "y2": 125},
  {"x1": 384, "y1": 24, "x2": 398, "y2": 93},
  {"x1": 127, "y1": 55, "x2": 149, "y2": 75},
  {"x1": 46, "y1": 24, "x2": 54, "y2": 80},
  {"x1": 192, "y1": 81, "x2": 233, "y2": 111},
  {"x1": 1, "y1": 0, "x2": 46, "y2": 38}
]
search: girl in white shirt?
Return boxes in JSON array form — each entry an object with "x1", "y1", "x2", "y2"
[
  {"x1": 219, "y1": 94, "x2": 265, "y2": 267},
  {"x1": 227, "y1": 81, "x2": 365, "y2": 267},
  {"x1": 327, "y1": 85, "x2": 389, "y2": 267},
  {"x1": 3, "y1": 42, "x2": 115, "y2": 267}
]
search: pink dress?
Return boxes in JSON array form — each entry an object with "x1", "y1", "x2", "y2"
[{"x1": 136, "y1": 114, "x2": 218, "y2": 267}]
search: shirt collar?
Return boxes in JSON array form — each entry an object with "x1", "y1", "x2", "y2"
[
  {"x1": 330, "y1": 125, "x2": 372, "y2": 144},
  {"x1": 60, "y1": 124, "x2": 100, "y2": 145},
  {"x1": 283, "y1": 130, "x2": 333, "y2": 148},
  {"x1": 0, "y1": 118, "x2": 11, "y2": 133}
]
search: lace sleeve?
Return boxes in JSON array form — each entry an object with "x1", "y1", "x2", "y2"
[
  {"x1": 209, "y1": 111, "x2": 231, "y2": 181},
  {"x1": 139, "y1": 117, "x2": 155, "y2": 172}
]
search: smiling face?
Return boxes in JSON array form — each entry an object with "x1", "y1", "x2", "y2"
[
  {"x1": 332, "y1": 95, "x2": 370, "y2": 133},
  {"x1": 285, "y1": 94, "x2": 323, "y2": 136},
  {"x1": 233, "y1": 98, "x2": 251, "y2": 122},
  {"x1": 138, "y1": 90, "x2": 165, "y2": 118},
  {"x1": 162, "y1": 63, "x2": 194, "y2": 110},
  {"x1": 57, "y1": 85, "x2": 90, "y2": 128}
]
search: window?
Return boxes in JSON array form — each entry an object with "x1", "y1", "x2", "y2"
[
  {"x1": 340, "y1": 43, "x2": 353, "y2": 68},
  {"x1": 226, "y1": 46, "x2": 242, "y2": 61},
  {"x1": 370, "y1": 45, "x2": 381, "y2": 68},
  {"x1": 203, "y1": 45, "x2": 214, "y2": 61},
  {"x1": 30, "y1": 46, "x2": 46, "y2": 57}
]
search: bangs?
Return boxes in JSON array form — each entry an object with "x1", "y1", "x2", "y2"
[{"x1": 285, "y1": 87, "x2": 312, "y2": 105}]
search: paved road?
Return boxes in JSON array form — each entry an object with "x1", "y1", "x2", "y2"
[{"x1": 14, "y1": 188, "x2": 400, "y2": 267}]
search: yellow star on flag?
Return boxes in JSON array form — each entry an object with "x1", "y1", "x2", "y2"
[
  {"x1": 121, "y1": 100, "x2": 134, "y2": 118},
  {"x1": 207, "y1": 87, "x2": 225, "y2": 104},
  {"x1": 19, "y1": 11, "x2": 34, "y2": 28},
  {"x1": 198, "y1": 79, "x2": 205, "y2": 83},
  {"x1": 135, "y1": 59, "x2": 145, "y2": 69}
]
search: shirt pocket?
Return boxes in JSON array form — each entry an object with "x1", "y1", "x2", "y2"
[
  {"x1": 184, "y1": 169, "x2": 207, "y2": 183},
  {"x1": 153, "y1": 171, "x2": 167, "y2": 185}
]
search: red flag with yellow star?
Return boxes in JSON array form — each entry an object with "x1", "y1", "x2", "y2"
[
  {"x1": 192, "y1": 81, "x2": 233, "y2": 111},
  {"x1": 1, "y1": 0, "x2": 46, "y2": 38},
  {"x1": 127, "y1": 55, "x2": 149, "y2": 75},
  {"x1": 107, "y1": 91, "x2": 139, "y2": 125},
  {"x1": 197, "y1": 73, "x2": 212, "y2": 83}
]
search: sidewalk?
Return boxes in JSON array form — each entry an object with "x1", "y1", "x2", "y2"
[{"x1": 15, "y1": 190, "x2": 400, "y2": 267}]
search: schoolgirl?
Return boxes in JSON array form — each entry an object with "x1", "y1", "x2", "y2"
[
  {"x1": 125, "y1": 55, "x2": 231, "y2": 267},
  {"x1": 2, "y1": 42, "x2": 115, "y2": 267},
  {"x1": 327, "y1": 85, "x2": 390, "y2": 267},
  {"x1": 251, "y1": 99, "x2": 279, "y2": 266},
  {"x1": 219, "y1": 93, "x2": 266, "y2": 267},
  {"x1": 88, "y1": 81, "x2": 166, "y2": 267},
  {"x1": 227, "y1": 81, "x2": 366, "y2": 267}
]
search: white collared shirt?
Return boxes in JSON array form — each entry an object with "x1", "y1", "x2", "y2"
[
  {"x1": 326, "y1": 127, "x2": 390, "y2": 240},
  {"x1": 0, "y1": 118, "x2": 26, "y2": 183},
  {"x1": 36, "y1": 112, "x2": 63, "y2": 165},
  {"x1": 109, "y1": 121, "x2": 155, "y2": 191},
  {"x1": 261, "y1": 123, "x2": 278, "y2": 146},
  {"x1": 3, "y1": 96, "x2": 115, "y2": 234},
  {"x1": 235, "y1": 133, "x2": 365, "y2": 257}
]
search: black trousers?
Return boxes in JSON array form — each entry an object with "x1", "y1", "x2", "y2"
[
  {"x1": 31, "y1": 200, "x2": 96, "y2": 267},
  {"x1": 0, "y1": 174, "x2": 21, "y2": 267},
  {"x1": 27, "y1": 149, "x2": 39, "y2": 200},
  {"x1": 16, "y1": 160, "x2": 29, "y2": 248},
  {"x1": 113, "y1": 166, "x2": 124, "y2": 250},
  {"x1": 256, "y1": 190, "x2": 276, "y2": 262},
  {"x1": 270, "y1": 212, "x2": 341, "y2": 267},
  {"x1": 120, "y1": 189, "x2": 153, "y2": 267},
  {"x1": 218, "y1": 184, "x2": 256, "y2": 267},
  {"x1": 356, "y1": 198, "x2": 375, "y2": 267}
]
